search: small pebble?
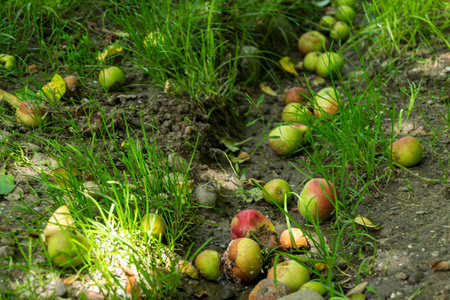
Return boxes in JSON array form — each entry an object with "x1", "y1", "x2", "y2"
[
  {"x1": 54, "y1": 280, "x2": 67, "y2": 297},
  {"x1": 0, "y1": 246, "x2": 14, "y2": 258},
  {"x1": 220, "y1": 288, "x2": 236, "y2": 300}
]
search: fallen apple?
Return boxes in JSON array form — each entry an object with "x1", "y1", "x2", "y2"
[
  {"x1": 267, "y1": 260, "x2": 310, "y2": 291},
  {"x1": 390, "y1": 136, "x2": 423, "y2": 167},
  {"x1": 63, "y1": 76, "x2": 83, "y2": 100},
  {"x1": 141, "y1": 213, "x2": 166, "y2": 239},
  {"x1": 282, "y1": 103, "x2": 312, "y2": 123},
  {"x1": 0, "y1": 54, "x2": 17, "y2": 70},
  {"x1": 313, "y1": 87, "x2": 343, "y2": 118},
  {"x1": 223, "y1": 238, "x2": 262, "y2": 283},
  {"x1": 300, "y1": 281, "x2": 328, "y2": 296},
  {"x1": 315, "y1": 52, "x2": 344, "y2": 78},
  {"x1": 268, "y1": 125, "x2": 303, "y2": 156},
  {"x1": 297, "y1": 178, "x2": 339, "y2": 222},
  {"x1": 262, "y1": 179, "x2": 292, "y2": 206},
  {"x1": 330, "y1": 21, "x2": 350, "y2": 41},
  {"x1": 195, "y1": 250, "x2": 223, "y2": 280},
  {"x1": 336, "y1": 5, "x2": 356, "y2": 24},
  {"x1": 319, "y1": 16, "x2": 336, "y2": 27},
  {"x1": 337, "y1": 0, "x2": 356, "y2": 8},
  {"x1": 47, "y1": 230, "x2": 89, "y2": 268},
  {"x1": 298, "y1": 31, "x2": 329, "y2": 55},
  {"x1": 249, "y1": 278, "x2": 292, "y2": 300},
  {"x1": 284, "y1": 87, "x2": 309, "y2": 104},
  {"x1": 16, "y1": 101, "x2": 47, "y2": 128},
  {"x1": 279, "y1": 228, "x2": 308, "y2": 250},
  {"x1": 230, "y1": 209, "x2": 275, "y2": 240},
  {"x1": 294, "y1": 123, "x2": 312, "y2": 144},
  {"x1": 98, "y1": 66, "x2": 125, "y2": 91},
  {"x1": 303, "y1": 52, "x2": 322, "y2": 73}
]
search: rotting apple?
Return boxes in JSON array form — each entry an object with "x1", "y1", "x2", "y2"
[
  {"x1": 268, "y1": 125, "x2": 303, "y2": 156},
  {"x1": 336, "y1": 5, "x2": 356, "y2": 24},
  {"x1": 281, "y1": 103, "x2": 312, "y2": 123},
  {"x1": 313, "y1": 87, "x2": 343, "y2": 118},
  {"x1": 279, "y1": 228, "x2": 308, "y2": 250},
  {"x1": 320, "y1": 16, "x2": 336, "y2": 28},
  {"x1": 267, "y1": 260, "x2": 310, "y2": 291},
  {"x1": 141, "y1": 213, "x2": 166, "y2": 239},
  {"x1": 195, "y1": 250, "x2": 223, "y2": 280},
  {"x1": 63, "y1": 76, "x2": 83, "y2": 100},
  {"x1": 390, "y1": 136, "x2": 423, "y2": 167},
  {"x1": 330, "y1": 21, "x2": 350, "y2": 41},
  {"x1": 300, "y1": 281, "x2": 328, "y2": 296},
  {"x1": 47, "y1": 230, "x2": 89, "y2": 268},
  {"x1": 0, "y1": 54, "x2": 17, "y2": 70},
  {"x1": 284, "y1": 87, "x2": 309, "y2": 104},
  {"x1": 223, "y1": 238, "x2": 262, "y2": 283},
  {"x1": 315, "y1": 51, "x2": 344, "y2": 78},
  {"x1": 16, "y1": 101, "x2": 47, "y2": 128},
  {"x1": 297, "y1": 178, "x2": 339, "y2": 222},
  {"x1": 230, "y1": 209, "x2": 275, "y2": 240},
  {"x1": 248, "y1": 278, "x2": 292, "y2": 300},
  {"x1": 298, "y1": 31, "x2": 329, "y2": 55},
  {"x1": 262, "y1": 179, "x2": 292, "y2": 206},
  {"x1": 303, "y1": 52, "x2": 322, "y2": 73},
  {"x1": 98, "y1": 66, "x2": 125, "y2": 91}
]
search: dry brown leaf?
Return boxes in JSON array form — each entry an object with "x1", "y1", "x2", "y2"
[
  {"x1": 259, "y1": 82, "x2": 277, "y2": 97},
  {"x1": 63, "y1": 274, "x2": 79, "y2": 285},
  {"x1": 28, "y1": 64, "x2": 39, "y2": 74},
  {"x1": 346, "y1": 281, "x2": 368, "y2": 296},
  {"x1": 193, "y1": 290, "x2": 209, "y2": 298},
  {"x1": 246, "y1": 178, "x2": 265, "y2": 186},
  {"x1": 97, "y1": 44, "x2": 123, "y2": 61},
  {"x1": 279, "y1": 56, "x2": 299, "y2": 76},
  {"x1": 47, "y1": 167, "x2": 81, "y2": 188},
  {"x1": 43, "y1": 205, "x2": 76, "y2": 244},
  {"x1": 119, "y1": 262, "x2": 141, "y2": 298},
  {"x1": 431, "y1": 260, "x2": 450, "y2": 271},
  {"x1": 0, "y1": 89, "x2": 22, "y2": 108},
  {"x1": 354, "y1": 216, "x2": 382, "y2": 230}
]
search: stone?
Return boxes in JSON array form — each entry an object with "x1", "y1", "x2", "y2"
[
  {"x1": 54, "y1": 280, "x2": 67, "y2": 297},
  {"x1": 193, "y1": 184, "x2": 219, "y2": 206},
  {"x1": 408, "y1": 271, "x2": 425, "y2": 284},
  {"x1": 278, "y1": 289, "x2": 325, "y2": 300},
  {"x1": 0, "y1": 246, "x2": 14, "y2": 258},
  {"x1": 220, "y1": 288, "x2": 237, "y2": 300}
]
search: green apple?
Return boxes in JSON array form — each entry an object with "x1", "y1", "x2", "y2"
[
  {"x1": 223, "y1": 238, "x2": 262, "y2": 283},
  {"x1": 390, "y1": 136, "x2": 423, "y2": 167},
  {"x1": 268, "y1": 125, "x2": 303, "y2": 156},
  {"x1": 300, "y1": 281, "x2": 328, "y2": 295},
  {"x1": 298, "y1": 31, "x2": 329, "y2": 55},
  {"x1": 263, "y1": 179, "x2": 292, "y2": 206},
  {"x1": 303, "y1": 52, "x2": 322, "y2": 72},
  {"x1": 320, "y1": 16, "x2": 336, "y2": 27},
  {"x1": 141, "y1": 213, "x2": 166, "y2": 239},
  {"x1": 337, "y1": 0, "x2": 356, "y2": 8},
  {"x1": 195, "y1": 250, "x2": 223, "y2": 280},
  {"x1": 0, "y1": 54, "x2": 17, "y2": 70},
  {"x1": 313, "y1": 87, "x2": 343, "y2": 118},
  {"x1": 282, "y1": 103, "x2": 313, "y2": 123},
  {"x1": 98, "y1": 67, "x2": 125, "y2": 91},
  {"x1": 330, "y1": 21, "x2": 350, "y2": 41},
  {"x1": 284, "y1": 87, "x2": 309, "y2": 104},
  {"x1": 315, "y1": 52, "x2": 344, "y2": 78},
  {"x1": 336, "y1": 5, "x2": 356, "y2": 24},
  {"x1": 297, "y1": 178, "x2": 338, "y2": 222},
  {"x1": 47, "y1": 230, "x2": 89, "y2": 268},
  {"x1": 267, "y1": 260, "x2": 310, "y2": 292}
]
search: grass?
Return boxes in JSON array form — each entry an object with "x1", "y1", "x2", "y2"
[{"x1": 0, "y1": 0, "x2": 449, "y2": 298}]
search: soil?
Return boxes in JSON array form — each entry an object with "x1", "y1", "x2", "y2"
[{"x1": 1, "y1": 4, "x2": 450, "y2": 300}]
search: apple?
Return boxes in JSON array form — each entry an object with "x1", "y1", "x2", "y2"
[
  {"x1": 320, "y1": 16, "x2": 336, "y2": 27},
  {"x1": 336, "y1": 5, "x2": 356, "y2": 24},
  {"x1": 390, "y1": 136, "x2": 423, "y2": 167},
  {"x1": 279, "y1": 228, "x2": 308, "y2": 250},
  {"x1": 249, "y1": 278, "x2": 292, "y2": 300},
  {"x1": 98, "y1": 67, "x2": 125, "y2": 91},
  {"x1": 298, "y1": 31, "x2": 329, "y2": 55},
  {"x1": 223, "y1": 238, "x2": 262, "y2": 283},
  {"x1": 63, "y1": 76, "x2": 83, "y2": 100},
  {"x1": 141, "y1": 213, "x2": 166, "y2": 239},
  {"x1": 281, "y1": 103, "x2": 312, "y2": 123},
  {"x1": 337, "y1": 0, "x2": 357, "y2": 8},
  {"x1": 262, "y1": 179, "x2": 292, "y2": 206},
  {"x1": 268, "y1": 125, "x2": 303, "y2": 156},
  {"x1": 284, "y1": 87, "x2": 309, "y2": 104},
  {"x1": 313, "y1": 87, "x2": 343, "y2": 118},
  {"x1": 267, "y1": 260, "x2": 310, "y2": 291},
  {"x1": 16, "y1": 101, "x2": 47, "y2": 128},
  {"x1": 315, "y1": 52, "x2": 344, "y2": 78},
  {"x1": 230, "y1": 209, "x2": 275, "y2": 240},
  {"x1": 0, "y1": 54, "x2": 17, "y2": 70},
  {"x1": 303, "y1": 52, "x2": 322, "y2": 72},
  {"x1": 300, "y1": 281, "x2": 328, "y2": 295},
  {"x1": 294, "y1": 123, "x2": 312, "y2": 143},
  {"x1": 47, "y1": 230, "x2": 89, "y2": 268},
  {"x1": 297, "y1": 178, "x2": 339, "y2": 222},
  {"x1": 330, "y1": 21, "x2": 350, "y2": 41},
  {"x1": 195, "y1": 250, "x2": 223, "y2": 280}
]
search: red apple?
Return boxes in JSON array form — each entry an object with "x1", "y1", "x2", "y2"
[
  {"x1": 268, "y1": 125, "x2": 303, "y2": 156},
  {"x1": 284, "y1": 87, "x2": 309, "y2": 104},
  {"x1": 313, "y1": 87, "x2": 343, "y2": 118},
  {"x1": 315, "y1": 51, "x2": 344, "y2": 78},
  {"x1": 195, "y1": 250, "x2": 223, "y2": 280},
  {"x1": 303, "y1": 52, "x2": 322, "y2": 72},
  {"x1": 293, "y1": 123, "x2": 312, "y2": 144},
  {"x1": 223, "y1": 238, "x2": 262, "y2": 283},
  {"x1": 262, "y1": 179, "x2": 292, "y2": 206},
  {"x1": 298, "y1": 31, "x2": 329, "y2": 55},
  {"x1": 249, "y1": 278, "x2": 292, "y2": 300},
  {"x1": 390, "y1": 136, "x2": 423, "y2": 167},
  {"x1": 230, "y1": 209, "x2": 275, "y2": 240},
  {"x1": 336, "y1": 5, "x2": 356, "y2": 24},
  {"x1": 267, "y1": 260, "x2": 310, "y2": 291},
  {"x1": 16, "y1": 101, "x2": 47, "y2": 128},
  {"x1": 330, "y1": 21, "x2": 350, "y2": 41},
  {"x1": 281, "y1": 103, "x2": 312, "y2": 123},
  {"x1": 297, "y1": 178, "x2": 339, "y2": 222}
]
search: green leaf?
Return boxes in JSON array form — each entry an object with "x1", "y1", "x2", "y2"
[{"x1": 0, "y1": 174, "x2": 16, "y2": 195}]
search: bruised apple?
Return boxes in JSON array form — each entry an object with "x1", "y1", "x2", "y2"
[
  {"x1": 268, "y1": 125, "x2": 303, "y2": 156},
  {"x1": 315, "y1": 52, "x2": 344, "y2": 78},
  {"x1": 262, "y1": 179, "x2": 292, "y2": 206},
  {"x1": 195, "y1": 250, "x2": 223, "y2": 280},
  {"x1": 390, "y1": 136, "x2": 423, "y2": 167},
  {"x1": 47, "y1": 230, "x2": 89, "y2": 268},
  {"x1": 230, "y1": 209, "x2": 275, "y2": 240},
  {"x1": 303, "y1": 52, "x2": 322, "y2": 72},
  {"x1": 267, "y1": 260, "x2": 310, "y2": 291},
  {"x1": 297, "y1": 178, "x2": 339, "y2": 222},
  {"x1": 279, "y1": 228, "x2": 308, "y2": 250},
  {"x1": 284, "y1": 87, "x2": 309, "y2": 104},
  {"x1": 313, "y1": 87, "x2": 343, "y2": 118},
  {"x1": 281, "y1": 103, "x2": 312, "y2": 123},
  {"x1": 16, "y1": 101, "x2": 47, "y2": 128},
  {"x1": 249, "y1": 278, "x2": 291, "y2": 300},
  {"x1": 223, "y1": 238, "x2": 262, "y2": 283},
  {"x1": 298, "y1": 31, "x2": 329, "y2": 55}
]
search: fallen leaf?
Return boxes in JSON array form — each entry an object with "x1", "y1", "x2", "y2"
[
  {"x1": 193, "y1": 290, "x2": 209, "y2": 298},
  {"x1": 346, "y1": 281, "x2": 368, "y2": 296},
  {"x1": 63, "y1": 274, "x2": 79, "y2": 285},
  {"x1": 237, "y1": 151, "x2": 251, "y2": 162},
  {"x1": 246, "y1": 178, "x2": 265, "y2": 186},
  {"x1": 315, "y1": 262, "x2": 329, "y2": 271},
  {"x1": 354, "y1": 216, "x2": 382, "y2": 230},
  {"x1": 28, "y1": 64, "x2": 39, "y2": 74},
  {"x1": 164, "y1": 80, "x2": 174, "y2": 93},
  {"x1": 97, "y1": 44, "x2": 123, "y2": 61},
  {"x1": 47, "y1": 167, "x2": 81, "y2": 188},
  {"x1": 279, "y1": 56, "x2": 299, "y2": 76},
  {"x1": 260, "y1": 82, "x2": 277, "y2": 97},
  {"x1": 431, "y1": 260, "x2": 450, "y2": 271},
  {"x1": 348, "y1": 294, "x2": 365, "y2": 300},
  {"x1": 0, "y1": 89, "x2": 22, "y2": 108},
  {"x1": 0, "y1": 174, "x2": 16, "y2": 195},
  {"x1": 119, "y1": 262, "x2": 141, "y2": 298},
  {"x1": 38, "y1": 74, "x2": 66, "y2": 102}
]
